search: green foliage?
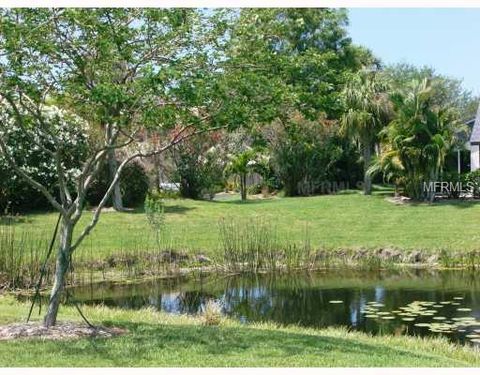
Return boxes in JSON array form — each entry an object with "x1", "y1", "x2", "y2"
[
  {"x1": 229, "y1": 9, "x2": 371, "y2": 120},
  {"x1": 464, "y1": 170, "x2": 480, "y2": 199},
  {"x1": 384, "y1": 63, "x2": 478, "y2": 121},
  {"x1": 266, "y1": 112, "x2": 361, "y2": 196},
  {"x1": 144, "y1": 189, "x2": 166, "y2": 248},
  {"x1": 341, "y1": 69, "x2": 392, "y2": 194},
  {"x1": 153, "y1": 189, "x2": 181, "y2": 200},
  {"x1": 86, "y1": 161, "x2": 149, "y2": 208},
  {"x1": 379, "y1": 78, "x2": 460, "y2": 200},
  {"x1": 120, "y1": 162, "x2": 150, "y2": 207},
  {"x1": 172, "y1": 133, "x2": 226, "y2": 200}
]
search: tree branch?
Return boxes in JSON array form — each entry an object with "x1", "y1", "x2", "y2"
[{"x1": 70, "y1": 124, "x2": 227, "y2": 251}]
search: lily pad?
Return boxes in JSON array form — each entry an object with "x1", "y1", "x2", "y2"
[
  {"x1": 466, "y1": 334, "x2": 480, "y2": 339},
  {"x1": 414, "y1": 323, "x2": 431, "y2": 327}
]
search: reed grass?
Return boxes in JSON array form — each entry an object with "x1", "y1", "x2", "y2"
[
  {"x1": 218, "y1": 218, "x2": 316, "y2": 273},
  {"x1": 0, "y1": 217, "x2": 51, "y2": 289}
]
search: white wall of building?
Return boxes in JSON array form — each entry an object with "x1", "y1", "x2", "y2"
[{"x1": 471, "y1": 144, "x2": 480, "y2": 171}]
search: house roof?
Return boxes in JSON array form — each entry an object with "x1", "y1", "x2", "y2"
[{"x1": 470, "y1": 103, "x2": 480, "y2": 144}]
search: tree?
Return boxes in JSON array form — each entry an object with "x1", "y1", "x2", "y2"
[
  {"x1": 377, "y1": 78, "x2": 460, "y2": 201},
  {"x1": 0, "y1": 114, "x2": 88, "y2": 212},
  {"x1": 0, "y1": 9, "x2": 277, "y2": 327},
  {"x1": 341, "y1": 69, "x2": 392, "y2": 195},
  {"x1": 224, "y1": 148, "x2": 259, "y2": 201},
  {"x1": 384, "y1": 63, "x2": 478, "y2": 122},
  {"x1": 229, "y1": 9, "x2": 370, "y2": 121},
  {"x1": 0, "y1": 9, "x2": 228, "y2": 211}
]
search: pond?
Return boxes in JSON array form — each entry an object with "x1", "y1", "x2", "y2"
[{"x1": 67, "y1": 269, "x2": 480, "y2": 345}]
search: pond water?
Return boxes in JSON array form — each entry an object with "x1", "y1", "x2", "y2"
[{"x1": 68, "y1": 269, "x2": 480, "y2": 345}]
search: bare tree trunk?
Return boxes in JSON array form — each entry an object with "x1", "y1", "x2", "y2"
[
  {"x1": 43, "y1": 217, "x2": 73, "y2": 327},
  {"x1": 240, "y1": 173, "x2": 247, "y2": 201},
  {"x1": 108, "y1": 148, "x2": 124, "y2": 211},
  {"x1": 154, "y1": 154, "x2": 161, "y2": 189},
  {"x1": 363, "y1": 145, "x2": 372, "y2": 195}
]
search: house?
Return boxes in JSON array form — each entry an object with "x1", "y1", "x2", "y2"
[{"x1": 469, "y1": 104, "x2": 480, "y2": 171}]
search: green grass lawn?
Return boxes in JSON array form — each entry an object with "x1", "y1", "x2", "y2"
[
  {"x1": 7, "y1": 188, "x2": 480, "y2": 260},
  {"x1": 0, "y1": 295, "x2": 479, "y2": 367}
]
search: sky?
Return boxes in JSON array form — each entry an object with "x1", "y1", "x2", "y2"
[{"x1": 347, "y1": 8, "x2": 480, "y2": 95}]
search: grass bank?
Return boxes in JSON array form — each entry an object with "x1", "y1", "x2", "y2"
[
  {"x1": 7, "y1": 190, "x2": 480, "y2": 256},
  {"x1": 0, "y1": 295, "x2": 479, "y2": 367},
  {"x1": 2, "y1": 189, "x2": 480, "y2": 287}
]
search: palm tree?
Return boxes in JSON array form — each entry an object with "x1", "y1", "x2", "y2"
[
  {"x1": 341, "y1": 69, "x2": 392, "y2": 195},
  {"x1": 224, "y1": 149, "x2": 257, "y2": 201},
  {"x1": 367, "y1": 145, "x2": 405, "y2": 196},
  {"x1": 381, "y1": 78, "x2": 459, "y2": 201}
]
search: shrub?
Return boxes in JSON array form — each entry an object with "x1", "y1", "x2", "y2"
[
  {"x1": 155, "y1": 189, "x2": 180, "y2": 200},
  {"x1": 121, "y1": 162, "x2": 150, "y2": 207},
  {"x1": 86, "y1": 161, "x2": 149, "y2": 208},
  {"x1": 171, "y1": 132, "x2": 226, "y2": 200},
  {"x1": 144, "y1": 190, "x2": 166, "y2": 248},
  {"x1": 265, "y1": 112, "x2": 362, "y2": 196},
  {"x1": 465, "y1": 170, "x2": 480, "y2": 199}
]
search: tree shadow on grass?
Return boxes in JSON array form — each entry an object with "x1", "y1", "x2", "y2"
[
  {"x1": 432, "y1": 199, "x2": 480, "y2": 209},
  {"x1": 402, "y1": 199, "x2": 480, "y2": 209},
  {"x1": 115, "y1": 205, "x2": 196, "y2": 215},
  {"x1": 3, "y1": 320, "x2": 471, "y2": 367}
]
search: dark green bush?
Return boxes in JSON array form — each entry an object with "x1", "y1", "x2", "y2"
[
  {"x1": 121, "y1": 162, "x2": 150, "y2": 207},
  {"x1": 265, "y1": 113, "x2": 362, "y2": 196},
  {"x1": 172, "y1": 133, "x2": 225, "y2": 200},
  {"x1": 86, "y1": 160, "x2": 149, "y2": 208},
  {"x1": 465, "y1": 170, "x2": 480, "y2": 199}
]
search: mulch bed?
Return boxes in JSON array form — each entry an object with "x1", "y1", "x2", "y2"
[{"x1": 0, "y1": 322, "x2": 127, "y2": 341}]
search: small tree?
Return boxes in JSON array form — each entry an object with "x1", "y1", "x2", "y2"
[
  {"x1": 0, "y1": 9, "x2": 282, "y2": 327},
  {"x1": 144, "y1": 190, "x2": 165, "y2": 249},
  {"x1": 224, "y1": 149, "x2": 260, "y2": 201},
  {"x1": 0, "y1": 99, "x2": 216, "y2": 327}
]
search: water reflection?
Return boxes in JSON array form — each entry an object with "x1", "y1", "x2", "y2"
[{"x1": 67, "y1": 269, "x2": 480, "y2": 344}]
